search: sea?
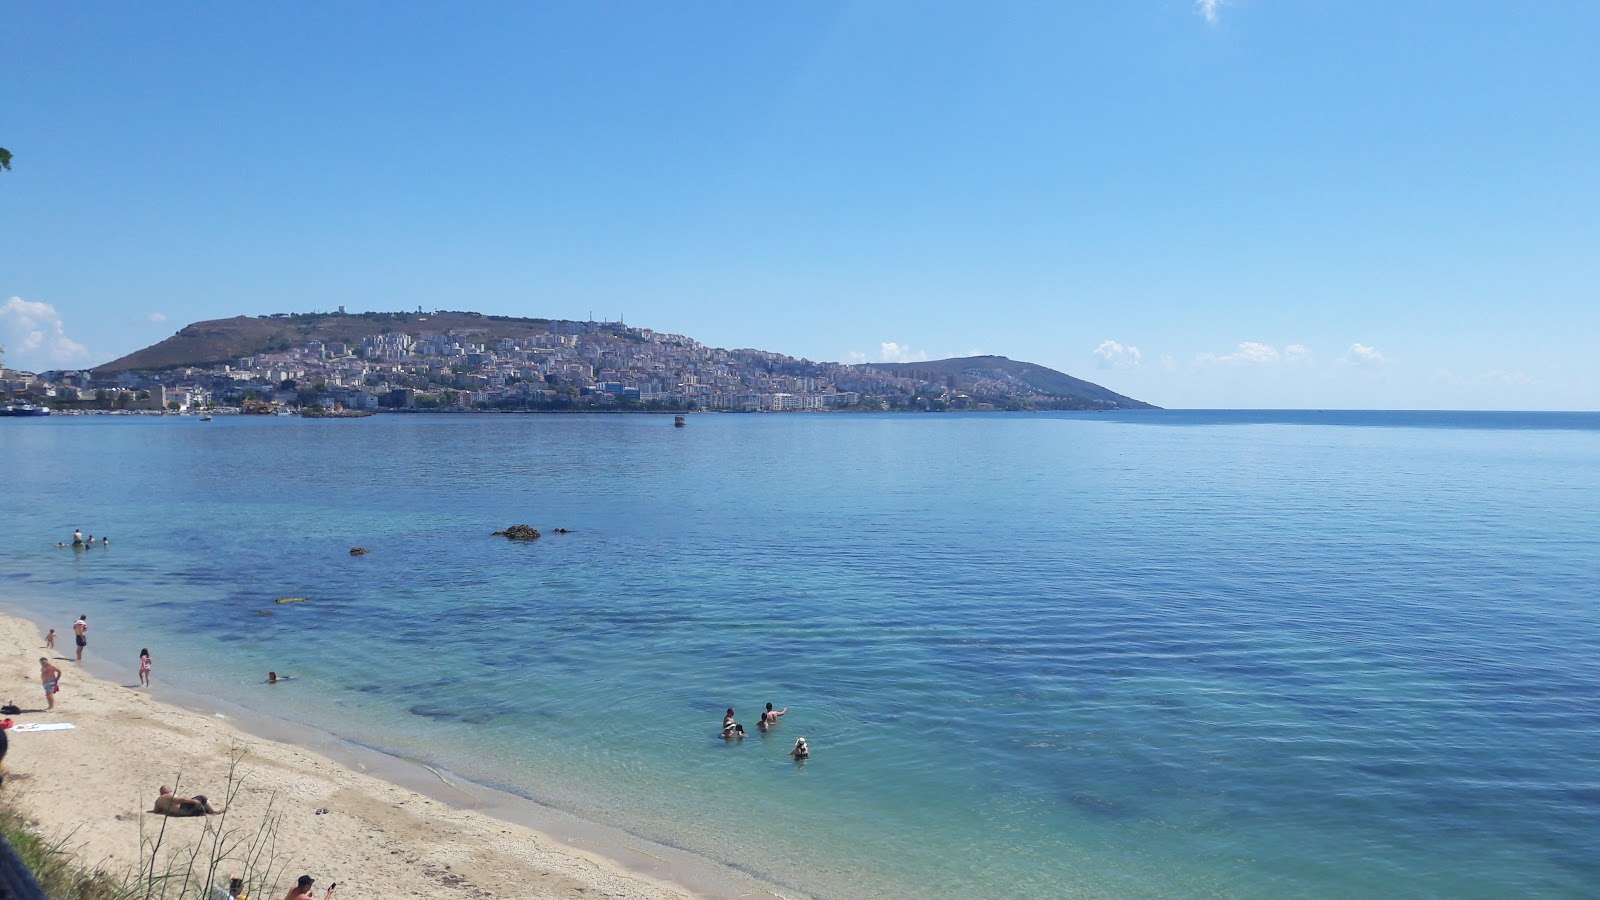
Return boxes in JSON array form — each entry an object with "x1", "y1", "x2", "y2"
[{"x1": 1, "y1": 410, "x2": 1597, "y2": 899}]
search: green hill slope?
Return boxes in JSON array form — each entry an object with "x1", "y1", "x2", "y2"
[
  {"x1": 865, "y1": 356, "x2": 1157, "y2": 409},
  {"x1": 94, "y1": 312, "x2": 560, "y2": 372}
]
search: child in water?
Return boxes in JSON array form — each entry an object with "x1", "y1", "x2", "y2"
[
  {"x1": 45, "y1": 629, "x2": 55, "y2": 650},
  {"x1": 139, "y1": 649, "x2": 152, "y2": 687}
]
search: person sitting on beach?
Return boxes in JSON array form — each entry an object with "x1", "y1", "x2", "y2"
[
  {"x1": 789, "y1": 737, "x2": 810, "y2": 759},
  {"x1": 153, "y1": 785, "x2": 225, "y2": 816},
  {"x1": 282, "y1": 874, "x2": 335, "y2": 900},
  {"x1": 722, "y1": 707, "x2": 745, "y2": 739},
  {"x1": 758, "y1": 702, "x2": 787, "y2": 729}
]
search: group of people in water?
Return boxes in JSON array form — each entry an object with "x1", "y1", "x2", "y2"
[
  {"x1": 722, "y1": 703, "x2": 809, "y2": 759},
  {"x1": 61, "y1": 528, "x2": 109, "y2": 549}
]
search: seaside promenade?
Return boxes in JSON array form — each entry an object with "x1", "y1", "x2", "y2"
[{"x1": 0, "y1": 612, "x2": 709, "y2": 900}]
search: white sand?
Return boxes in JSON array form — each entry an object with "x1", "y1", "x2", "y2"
[{"x1": 0, "y1": 612, "x2": 772, "y2": 899}]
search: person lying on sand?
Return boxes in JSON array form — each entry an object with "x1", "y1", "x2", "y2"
[{"x1": 153, "y1": 785, "x2": 225, "y2": 816}]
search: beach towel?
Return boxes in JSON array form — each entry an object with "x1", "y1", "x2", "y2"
[{"x1": 10, "y1": 723, "x2": 76, "y2": 733}]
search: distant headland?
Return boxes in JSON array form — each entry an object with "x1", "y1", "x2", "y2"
[{"x1": 7, "y1": 311, "x2": 1157, "y2": 414}]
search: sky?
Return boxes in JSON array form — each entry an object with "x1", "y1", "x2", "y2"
[{"x1": 3, "y1": 2, "x2": 1598, "y2": 410}]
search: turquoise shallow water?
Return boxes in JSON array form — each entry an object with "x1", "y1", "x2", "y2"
[{"x1": 2, "y1": 411, "x2": 1598, "y2": 898}]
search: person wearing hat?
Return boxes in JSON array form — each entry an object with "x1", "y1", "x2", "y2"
[
  {"x1": 789, "y1": 737, "x2": 810, "y2": 759},
  {"x1": 282, "y1": 874, "x2": 335, "y2": 900}
]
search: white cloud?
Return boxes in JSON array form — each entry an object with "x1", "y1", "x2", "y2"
[
  {"x1": 846, "y1": 351, "x2": 868, "y2": 364},
  {"x1": 877, "y1": 342, "x2": 927, "y2": 363},
  {"x1": 1194, "y1": 342, "x2": 1320, "y2": 367},
  {"x1": 1196, "y1": 0, "x2": 1227, "y2": 25},
  {"x1": 1343, "y1": 343, "x2": 1387, "y2": 366},
  {"x1": 1093, "y1": 339, "x2": 1143, "y2": 369},
  {"x1": 1, "y1": 296, "x2": 91, "y2": 367},
  {"x1": 149, "y1": 312, "x2": 168, "y2": 323},
  {"x1": 1197, "y1": 341, "x2": 1282, "y2": 366},
  {"x1": 1482, "y1": 369, "x2": 1534, "y2": 387}
]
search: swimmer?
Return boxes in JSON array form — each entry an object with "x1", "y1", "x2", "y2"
[
  {"x1": 722, "y1": 707, "x2": 745, "y2": 739},
  {"x1": 758, "y1": 702, "x2": 787, "y2": 729},
  {"x1": 789, "y1": 737, "x2": 810, "y2": 759},
  {"x1": 267, "y1": 672, "x2": 296, "y2": 684}
]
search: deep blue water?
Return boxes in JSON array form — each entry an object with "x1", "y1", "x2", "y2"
[{"x1": 1, "y1": 411, "x2": 1597, "y2": 898}]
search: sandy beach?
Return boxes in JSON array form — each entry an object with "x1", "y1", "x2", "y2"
[{"x1": 0, "y1": 612, "x2": 767, "y2": 900}]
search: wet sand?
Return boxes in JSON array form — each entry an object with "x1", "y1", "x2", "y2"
[{"x1": 0, "y1": 612, "x2": 783, "y2": 899}]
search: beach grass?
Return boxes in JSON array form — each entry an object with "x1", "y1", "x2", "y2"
[
  {"x1": 0, "y1": 794, "x2": 128, "y2": 899},
  {"x1": 0, "y1": 748, "x2": 289, "y2": 900}
]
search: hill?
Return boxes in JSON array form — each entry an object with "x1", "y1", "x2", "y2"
[
  {"x1": 94, "y1": 311, "x2": 562, "y2": 372},
  {"x1": 91, "y1": 312, "x2": 1156, "y2": 410},
  {"x1": 864, "y1": 356, "x2": 1158, "y2": 409}
]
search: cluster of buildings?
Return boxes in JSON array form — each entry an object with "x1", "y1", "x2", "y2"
[{"x1": 3, "y1": 320, "x2": 1031, "y2": 414}]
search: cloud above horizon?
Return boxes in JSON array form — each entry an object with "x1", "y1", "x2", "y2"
[
  {"x1": 1195, "y1": 341, "x2": 1311, "y2": 366},
  {"x1": 149, "y1": 312, "x2": 168, "y2": 323},
  {"x1": 850, "y1": 341, "x2": 929, "y2": 364},
  {"x1": 1, "y1": 296, "x2": 91, "y2": 368},
  {"x1": 1093, "y1": 339, "x2": 1142, "y2": 369},
  {"x1": 1196, "y1": 0, "x2": 1227, "y2": 25},
  {"x1": 1342, "y1": 343, "x2": 1387, "y2": 366}
]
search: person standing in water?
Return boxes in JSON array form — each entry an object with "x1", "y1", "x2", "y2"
[
  {"x1": 72, "y1": 529, "x2": 83, "y2": 547},
  {"x1": 758, "y1": 703, "x2": 787, "y2": 729},
  {"x1": 45, "y1": 629, "x2": 55, "y2": 650},
  {"x1": 73, "y1": 615, "x2": 88, "y2": 662},
  {"x1": 139, "y1": 649, "x2": 152, "y2": 687}
]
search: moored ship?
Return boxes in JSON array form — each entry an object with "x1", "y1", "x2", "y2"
[{"x1": 0, "y1": 402, "x2": 51, "y2": 417}]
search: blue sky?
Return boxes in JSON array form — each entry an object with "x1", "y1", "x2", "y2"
[{"x1": 4, "y1": 2, "x2": 1597, "y2": 409}]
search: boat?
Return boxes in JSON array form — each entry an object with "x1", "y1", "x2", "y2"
[
  {"x1": 0, "y1": 402, "x2": 51, "y2": 417},
  {"x1": 674, "y1": 415, "x2": 686, "y2": 427},
  {"x1": 273, "y1": 407, "x2": 294, "y2": 417},
  {"x1": 200, "y1": 413, "x2": 213, "y2": 421}
]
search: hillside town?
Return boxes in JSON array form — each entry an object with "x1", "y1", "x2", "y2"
[{"x1": 1, "y1": 318, "x2": 1110, "y2": 415}]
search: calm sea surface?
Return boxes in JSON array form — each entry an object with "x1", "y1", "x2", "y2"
[{"x1": 1, "y1": 411, "x2": 1597, "y2": 898}]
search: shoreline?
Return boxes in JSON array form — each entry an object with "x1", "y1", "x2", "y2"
[{"x1": 0, "y1": 609, "x2": 790, "y2": 900}]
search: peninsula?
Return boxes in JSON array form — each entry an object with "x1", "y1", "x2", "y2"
[{"x1": 7, "y1": 311, "x2": 1157, "y2": 414}]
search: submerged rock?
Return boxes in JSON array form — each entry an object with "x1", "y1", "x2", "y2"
[
  {"x1": 492, "y1": 524, "x2": 541, "y2": 541},
  {"x1": 349, "y1": 547, "x2": 369, "y2": 556},
  {"x1": 275, "y1": 596, "x2": 307, "y2": 604}
]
